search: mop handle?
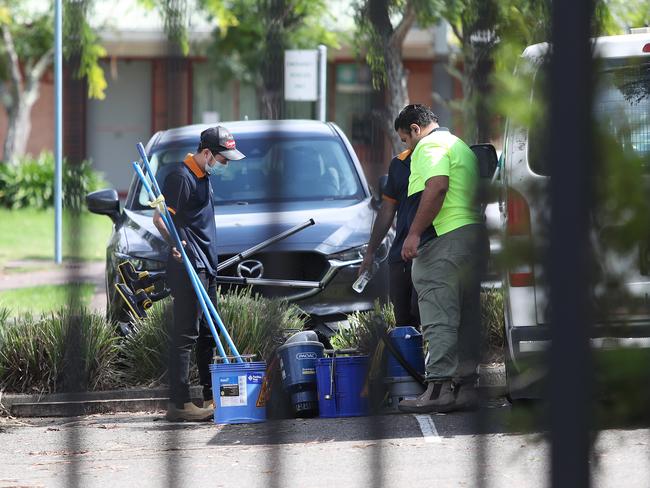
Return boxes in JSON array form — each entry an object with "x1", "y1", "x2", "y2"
[
  {"x1": 132, "y1": 162, "x2": 230, "y2": 363},
  {"x1": 217, "y1": 219, "x2": 316, "y2": 272},
  {"x1": 135, "y1": 145, "x2": 243, "y2": 363}
]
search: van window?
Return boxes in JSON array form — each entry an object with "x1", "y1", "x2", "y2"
[{"x1": 528, "y1": 57, "x2": 650, "y2": 176}]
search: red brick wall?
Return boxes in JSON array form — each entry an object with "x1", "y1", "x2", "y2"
[
  {"x1": 152, "y1": 58, "x2": 192, "y2": 133},
  {"x1": 405, "y1": 60, "x2": 433, "y2": 107}
]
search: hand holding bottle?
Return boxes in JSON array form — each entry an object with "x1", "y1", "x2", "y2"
[{"x1": 353, "y1": 253, "x2": 378, "y2": 293}]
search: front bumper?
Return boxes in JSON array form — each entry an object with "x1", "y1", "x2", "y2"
[
  {"x1": 510, "y1": 322, "x2": 650, "y2": 359},
  {"x1": 107, "y1": 253, "x2": 390, "y2": 323}
]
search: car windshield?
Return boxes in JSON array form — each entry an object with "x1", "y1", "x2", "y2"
[
  {"x1": 529, "y1": 56, "x2": 650, "y2": 175},
  {"x1": 137, "y1": 135, "x2": 365, "y2": 206}
]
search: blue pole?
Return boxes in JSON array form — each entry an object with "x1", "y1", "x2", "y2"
[
  {"x1": 131, "y1": 162, "x2": 230, "y2": 362},
  {"x1": 54, "y1": 0, "x2": 63, "y2": 264}
]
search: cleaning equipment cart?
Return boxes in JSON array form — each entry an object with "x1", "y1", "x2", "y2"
[{"x1": 315, "y1": 350, "x2": 369, "y2": 418}]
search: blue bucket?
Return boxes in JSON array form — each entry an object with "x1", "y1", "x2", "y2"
[
  {"x1": 315, "y1": 356, "x2": 369, "y2": 418},
  {"x1": 210, "y1": 361, "x2": 267, "y2": 424},
  {"x1": 386, "y1": 326, "x2": 425, "y2": 378}
]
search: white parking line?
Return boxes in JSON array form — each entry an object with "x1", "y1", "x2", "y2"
[{"x1": 414, "y1": 414, "x2": 442, "y2": 443}]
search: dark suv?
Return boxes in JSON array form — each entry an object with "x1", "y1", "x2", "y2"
[{"x1": 87, "y1": 120, "x2": 393, "y2": 334}]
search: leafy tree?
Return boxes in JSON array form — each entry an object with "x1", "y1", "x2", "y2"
[
  {"x1": 0, "y1": 0, "x2": 106, "y2": 162},
  {"x1": 354, "y1": 0, "x2": 442, "y2": 153},
  {"x1": 140, "y1": 0, "x2": 338, "y2": 119},
  {"x1": 0, "y1": 4, "x2": 53, "y2": 162},
  {"x1": 598, "y1": 0, "x2": 650, "y2": 35},
  {"x1": 198, "y1": 0, "x2": 338, "y2": 119},
  {"x1": 442, "y1": 0, "x2": 504, "y2": 143}
]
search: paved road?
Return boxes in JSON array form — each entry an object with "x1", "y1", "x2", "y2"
[{"x1": 1, "y1": 402, "x2": 648, "y2": 488}]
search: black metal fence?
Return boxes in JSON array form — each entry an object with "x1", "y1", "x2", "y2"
[{"x1": 15, "y1": 0, "x2": 648, "y2": 486}]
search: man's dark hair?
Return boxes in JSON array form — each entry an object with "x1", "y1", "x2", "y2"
[{"x1": 394, "y1": 104, "x2": 439, "y2": 132}]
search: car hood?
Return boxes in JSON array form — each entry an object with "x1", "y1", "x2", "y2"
[{"x1": 123, "y1": 199, "x2": 374, "y2": 259}]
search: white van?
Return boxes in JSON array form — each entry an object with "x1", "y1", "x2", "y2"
[{"x1": 500, "y1": 32, "x2": 650, "y2": 398}]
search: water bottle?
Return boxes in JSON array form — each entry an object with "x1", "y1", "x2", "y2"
[{"x1": 352, "y1": 260, "x2": 378, "y2": 293}]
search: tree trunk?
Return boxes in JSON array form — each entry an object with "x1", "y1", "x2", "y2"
[
  {"x1": 0, "y1": 21, "x2": 52, "y2": 162},
  {"x1": 383, "y1": 40, "x2": 410, "y2": 154},
  {"x1": 460, "y1": 0, "x2": 498, "y2": 144},
  {"x1": 366, "y1": 0, "x2": 416, "y2": 155},
  {"x1": 3, "y1": 89, "x2": 38, "y2": 163},
  {"x1": 259, "y1": 0, "x2": 286, "y2": 120}
]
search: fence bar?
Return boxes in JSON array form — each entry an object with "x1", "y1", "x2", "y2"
[
  {"x1": 54, "y1": 0, "x2": 63, "y2": 264},
  {"x1": 548, "y1": 1, "x2": 595, "y2": 487}
]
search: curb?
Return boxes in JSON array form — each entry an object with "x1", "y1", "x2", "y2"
[
  {"x1": 2, "y1": 365, "x2": 507, "y2": 418},
  {"x1": 2, "y1": 386, "x2": 203, "y2": 418}
]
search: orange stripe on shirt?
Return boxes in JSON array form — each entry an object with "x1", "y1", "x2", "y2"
[
  {"x1": 382, "y1": 194, "x2": 397, "y2": 204},
  {"x1": 168, "y1": 207, "x2": 177, "y2": 215},
  {"x1": 183, "y1": 153, "x2": 206, "y2": 178},
  {"x1": 397, "y1": 149, "x2": 411, "y2": 161}
]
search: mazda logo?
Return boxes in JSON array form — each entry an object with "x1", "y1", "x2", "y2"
[{"x1": 237, "y1": 259, "x2": 264, "y2": 279}]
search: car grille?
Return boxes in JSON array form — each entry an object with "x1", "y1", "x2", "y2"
[{"x1": 218, "y1": 251, "x2": 330, "y2": 282}]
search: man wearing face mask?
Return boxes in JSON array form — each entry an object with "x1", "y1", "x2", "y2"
[{"x1": 153, "y1": 126, "x2": 245, "y2": 422}]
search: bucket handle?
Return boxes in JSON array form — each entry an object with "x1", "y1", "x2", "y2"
[
  {"x1": 214, "y1": 353, "x2": 257, "y2": 364},
  {"x1": 324, "y1": 355, "x2": 335, "y2": 400}
]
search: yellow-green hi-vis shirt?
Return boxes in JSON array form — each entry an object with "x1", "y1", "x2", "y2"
[{"x1": 407, "y1": 128, "x2": 481, "y2": 239}]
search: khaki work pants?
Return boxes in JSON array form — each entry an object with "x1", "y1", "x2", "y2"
[{"x1": 411, "y1": 223, "x2": 488, "y2": 383}]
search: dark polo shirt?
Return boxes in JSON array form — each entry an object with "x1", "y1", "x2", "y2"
[
  {"x1": 382, "y1": 149, "x2": 412, "y2": 264},
  {"x1": 162, "y1": 154, "x2": 219, "y2": 276}
]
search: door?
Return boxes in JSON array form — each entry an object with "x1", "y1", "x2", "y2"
[{"x1": 87, "y1": 60, "x2": 152, "y2": 195}]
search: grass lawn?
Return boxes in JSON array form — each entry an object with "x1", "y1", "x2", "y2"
[
  {"x1": 0, "y1": 208, "x2": 113, "y2": 267},
  {"x1": 0, "y1": 284, "x2": 96, "y2": 316}
]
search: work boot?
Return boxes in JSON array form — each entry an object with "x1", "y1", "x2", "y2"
[
  {"x1": 165, "y1": 402, "x2": 214, "y2": 422},
  {"x1": 452, "y1": 381, "x2": 479, "y2": 411},
  {"x1": 203, "y1": 399, "x2": 215, "y2": 409},
  {"x1": 397, "y1": 381, "x2": 456, "y2": 414}
]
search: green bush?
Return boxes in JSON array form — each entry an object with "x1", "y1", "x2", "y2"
[
  {"x1": 332, "y1": 301, "x2": 395, "y2": 352},
  {"x1": 481, "y1": 287, "x2": 505, "y2": 361},
  {"x1": 0, "y1": 290, "x2": 309, "y2": 393},
  {"x1": 117, "y1": 289, "x2": 307, "y2": 388},
  {"x1": 0, "y1": 308, "x2": 120, "y2": 393},
  {"x1": 218, "y1": 287, "x2": 307, "y2": 362},
  {"x1": 335, "y1": 290, "x2": 506, "y2": 362},
  {"x1": 117, "y1": 300, "x2": 172, "y2": 387},
  {"x1": 0, "y1": 152, "x2": 106, "y2": 210}
]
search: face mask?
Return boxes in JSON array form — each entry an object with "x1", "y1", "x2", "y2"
[
  {"x1": 212, "y1": 161, "x2": 229, "y2": 176},
  {"x1": 204, "y1": 152, "x2": 224, "y2": 176}
]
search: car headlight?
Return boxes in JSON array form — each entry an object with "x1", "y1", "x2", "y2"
[
  {"x1": 329, "y1": 236, "x2": 391, "y2": 263},
  {"x1": 115, "y1": 253, "x2": 166, "y2": 272},
  {"x1": 330, "y1": 245, "x2": 368, "y2": 262}
]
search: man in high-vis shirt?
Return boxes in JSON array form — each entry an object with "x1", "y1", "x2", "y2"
[
  {"x1": 153, "y1": 126, "x2": 245, "y2": 422},
  {"x1": 359, "y1": 148, "x2": 420, "y2": 329},
  {"x1": 394, "y1": 104, "x2": 488, "y2": 414}
]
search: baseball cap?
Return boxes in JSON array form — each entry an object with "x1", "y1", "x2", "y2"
[{"x1": 199, "y1": 126, "x2": 246, "y2": 161}]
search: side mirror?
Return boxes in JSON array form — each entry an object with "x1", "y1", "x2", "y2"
[
  {"x1": 470, "y1": 144, "x2": 500, "y2": 206},
  {"x1": 470, "y1": 144, "x2": 498, "y2": 179},
  {"x1": 371, "y1": 174, "x2": 388, "y2": 210},
  {"x1": 86, "y1": 189, "x2": 120, "y2": 222}
]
